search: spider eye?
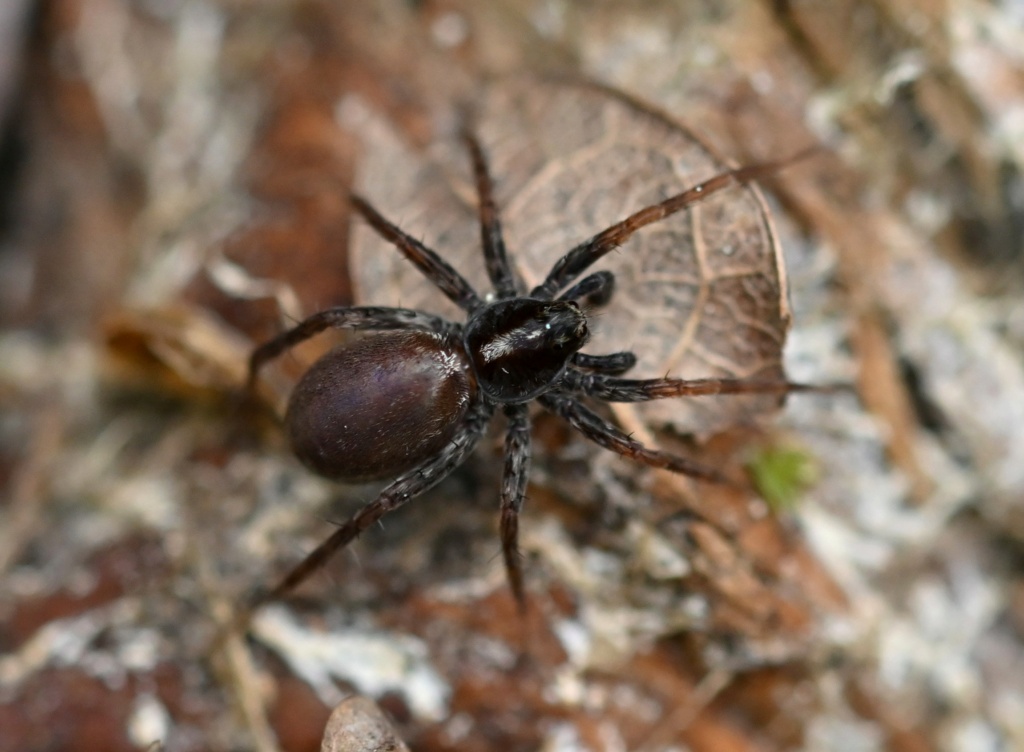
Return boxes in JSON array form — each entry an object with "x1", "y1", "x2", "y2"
[{"x1": 464, "y1": 299, "x2": 589, "y2": 402}]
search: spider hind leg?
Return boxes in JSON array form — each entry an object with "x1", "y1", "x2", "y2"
[
  {"x1": 540, "y1": 394, "x2": 732, "y2": 485},
  {"x1": 247, "y1": 306, "x2": 458, "y2": 390},
  {"x1": 245, "y1": 402, "x2": 494, "y2": 614}
]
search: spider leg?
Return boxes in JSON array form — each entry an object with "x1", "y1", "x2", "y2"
[
  {"x1": 571, "y1": 352, "x2": 638, "y2": 375},
  {"x1": 531, "y1": 150, "x2": 817, "y2": 300},
  {"x1": 563, "y1": 369, "x2": 827, "y2": 401},
  {"x1": 463, "y1": 131, "x2": 519, "y2": 298},
  {"x1": 499, "y1": 403, "x2": 531, "y2": 608},
  {"x1": 248, "y1": 307, "x2": 458, "y2": 389},
  {"x1": 557, "y1": 270, "x2": 615, "y2": 308},
  {"x1": 246, "y1": 402, "x2": 495, "y2": 613},
  {"x1": 540, "y1": 394, "x2": 731, "y2": 484},
  {"x1": 351, "y1": 194, "x2": 483, "y2": 312}
]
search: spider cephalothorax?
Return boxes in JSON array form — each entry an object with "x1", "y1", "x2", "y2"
[{"x1": 247, "y1": 131, "x2": 814, "y2": 609}]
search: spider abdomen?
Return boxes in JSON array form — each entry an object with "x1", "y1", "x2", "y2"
[{"x1": 285, "y1": 331, "x2": 476, "y2": 482}]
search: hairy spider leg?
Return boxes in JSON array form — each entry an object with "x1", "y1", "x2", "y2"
[
  {"x1": 499, "y1": 403, "x2": 532, "y2": 608},
  {"x1": 539, "y1": 394, "x2": 732, "y2": 485},
  {"x1": 467, "y1": 128, "x2": 584, "y2": 608},
  {"x1": 244, "y1": 402, "x2": 495, "y2": 614},
  {"x1": 463, "y1": 131, "x2": 520, "y2": 299},
  {"x1": 563, "y1": 370, "x2": 829, "y2": 402},
  {"x1": 530, "y1": 151, "x2": 818, "y2": 301},
  {"x1": 350, "y1": 194, "x2": 484, "y2": 312},
  {"x1": 247, "y1": 307, "x2": 458, "y2": 389},
  {"x1": 524, "y1": 151, "x2": 827, "y2": 481}
]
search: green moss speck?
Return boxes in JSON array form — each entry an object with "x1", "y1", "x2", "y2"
[{"x1": 747, "y1": 445, "x2": 818, "y2": 512}]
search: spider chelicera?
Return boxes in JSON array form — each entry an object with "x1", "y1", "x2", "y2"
[{"x1": 247, "y1": 132, "x2": 815, "y2": 611}]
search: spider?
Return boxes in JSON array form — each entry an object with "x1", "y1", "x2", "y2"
[{"x1": 247, "y1": 131, "x2": 816, "y2": 611}]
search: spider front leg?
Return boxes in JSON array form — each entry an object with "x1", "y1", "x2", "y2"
[
  {"x1": 540, "y1": 394, "x2": 730, "y2": 484},
  {"x1": 244, "y1": 402, "x2": 495, "y2": 615},
  {"x1": 248, "y1": 306, "x2": 458, "y2": 389},
  {"x1": 532, "y1": 152, "x2": 816, "y2": 300},
  {"x1": 499, "y1": 403, "x2": 531, "y2": 608},
  {"x1": 463, "y1": 131, "x2": 519, "y2": 298},
  {"x1": 563, "y1": 370, "x2": 825, "y2": 401}
]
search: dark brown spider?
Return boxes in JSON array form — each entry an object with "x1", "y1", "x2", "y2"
[{"x1": 247, "y1": 132, "x2": 816, "y2": 611}]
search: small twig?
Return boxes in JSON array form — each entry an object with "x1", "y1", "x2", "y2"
[
  {"x1": 0, "y1": 398, "x2": 64, "y2": 576},
  {"x1": 633, "y1": 667, "x2": 733, "y2": 752}
]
